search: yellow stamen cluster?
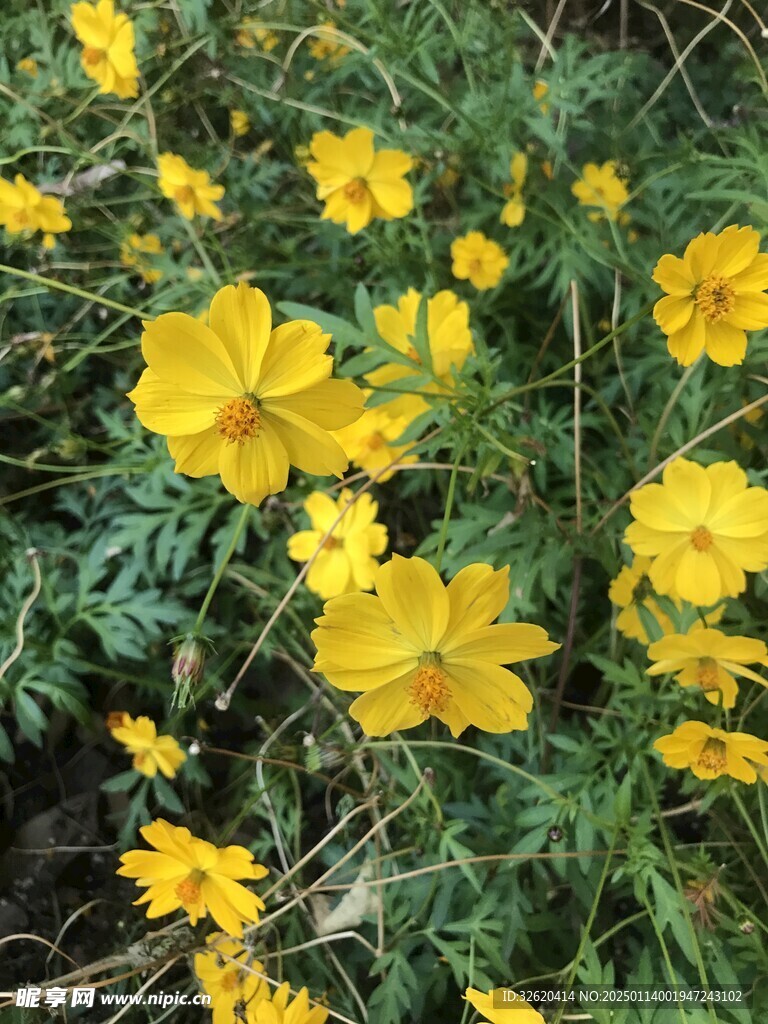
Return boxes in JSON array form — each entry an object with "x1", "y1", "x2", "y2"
[
  {"x1": 82, "y1": 46, "x2": 103, "y2": 66},
  {"x1": 695, "y1": 275, "x2": 735, "y2": 322},
  {"x1": 343, "y1": 178, "x2": 367, "y2": 204},
  {"x1": 408, "y1": 658, "x2": 451, "y2": 715},
  {"x1": 696, "y1": 738, "x2": 727, "y2": 772},
  {"x1": 175, "y1": 871, "x2": 203, "y2": 909},
  {"x1": 216, "y1": 397, "x2": 261, "y2": 444},
  {"x1": 690, "y1": 525, "x2": 713, "y2": 551},
  {"x1": 696, "y1": 658, "x2": 719, "y2": 693},
  {"x1": 175, "y1": 184, "x2": 195, "y2": 205}
]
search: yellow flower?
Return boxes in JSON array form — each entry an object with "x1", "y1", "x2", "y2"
[
  {"x1": 157, "y1": 153, "x2": 224, "y2": 221},
  {"x1": 608, "y1": 556, "x2": 722, "y2": 643},
  {"x1": 451, "y1": 231, "x2": 509, "y2": 290},
  {"x1": 652, "y1": 225, "x2": 768, "y2": 367},
  {"x1": 365, "y1": 288, "x2": 474, "y2": 422},
  {"x1": 120, "y1": 232, "x2": 164, "y2": 284},
  {"x1": 237, "y1": 26, "x2": 279, "y2": 51},
  {"x1": 571, "y1": 161, "x2": 629, "y2": 222},
  {"x1": 254, "y1": 982, "x2": 328, "y2": 1024},
  {"x1": 194, "y1": 933, "x2": 269, "y2": 1024},
  {"x1": 117, "y1": 818, "x2": 269, "y2": 937},
  {"x1": 127, "y1": 282, "x2": 364, "y2": 507},
  {"x1": 109, "y1": 713, "x2": 186, "y2": 778},
  {"x1": 231, "y1": 109, "x2": 251, "y2": 137},
  {"x1": 624, "y1": 457, "x2": 768, "y2": 606},
  {"x1": 464, "y1": 986, "x2": 545, "y2": 1024},
  {"x1": 0, "y1": 174, "x2": 71, "y2": 240},
  {"x1": 312, "y1": 555, "x2": 560, "y2": 737},
  {"x1": 647, "y1": 628, "x2": 767, "y2": 709},
  {"x1": 500, "y1": 152, "x2": 527, "y2": 227},
  {"x1": 306, "y1": 127, "x2": 413, "y2": 234},
  {"x1": 288, "y1": 489, "x2": 387, "y2": 600},
  {"x1": 333, "y1": 403, "x2": 417, "y2": 482},
  {"x1": 307, "y1": 23, "x2": 350, "y2": 63},
  {"x1": 70, "y1": 0, "x2": 139, "y2": 99},
  {"x1": 654, "y1": 721, "x2": 768, "y2": 783},
  {"x1": 533, "y1": 79, "x2": 549, "y2": 114},
  {"x1": 17, "y1": 57, "x2": 38, "y2": 78}
]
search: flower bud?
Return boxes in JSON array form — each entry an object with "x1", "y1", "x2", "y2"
[{"x1": 171, "y1": 633, "x2": 211, "y2": 708}]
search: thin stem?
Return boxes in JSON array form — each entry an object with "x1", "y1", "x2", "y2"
[
  {"x1": 194, "y1": 504, "x2": 250, "y2": 632},
  {"x1": 732, "y1": 787, "x2": 768, "y2": 875},
  {"x1": 648, "y1": 359, "x2": 701, "y2": 467},
  {"x1": 434, "y1": 439, "x2": 467, "y2": 573},
  {"x1": 0, "y1": 263, "x2": 153, "y2": 319}
]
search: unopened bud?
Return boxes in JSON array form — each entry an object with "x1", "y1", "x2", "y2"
[{"x1": 171, "y1": 633, "x2": 211, "y2": 709}]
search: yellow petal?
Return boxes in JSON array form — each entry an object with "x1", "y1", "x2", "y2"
[
  {"x1": 703, "y1": 320, "x2": 747, "y2": 366},
  {"x1": 652, "y1": 253, "x2": 695, "y2": 295},
  {"x1": 666, "y1": 308, "x2": 706, "y2": 365},
  {"x1": 447, "y1": 659, "x2": 532, "y2": 733},
  {"x1": 375, "y1": 554, "x2": 450, "y2": 651},
  {"x1": 208, "y1": 283, "x2": 272, "y2": 393},
  {"x1": 653, "y1": 294, "x2": 693, "y2": 335},
  {"x1": 258, "y1": 321, "x2": 331, "y2": 398},
  {"x1": 141, "y1": 313, "x2": 242, "y2": 396},
  {"x1": 128, "y1": 367, "x2": 218, "y2": 435},
  {"x1": 348, "y1": 671, "x2": 427, "y2": 736},
  {"x1": 442, "y1": 623, "x2": 559, "y2": 664},
  {"x1": 265, "y1": 407, "x2": 349, "y2": 477},
  {"x1": 714, "y1": 224, "x2": 760, "y2": 277},
  {"x1": 218, "y1": 420, "x2": 289, "y2": 505},
  {"x1": 445, "y1": 563, "x2": 510, "y2": 635},
  {"x1": 167, "y1": 428, "x2": 221, "y2": 477}
]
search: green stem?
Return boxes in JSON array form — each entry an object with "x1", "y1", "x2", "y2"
[
  {"x1": 194, "y1": 504, "x2": 251, "y2": 632},
  {"x1": 0, "y1": 263, "x2": 153, "y2": 319},
  {"x1": 732, "y1": 787, "x2": 768, "y2": 875},
  {"x1": 434, "y1": 439, "x2": 467, "y2": 573},
  {"x1": 648, "y1": 360, "x2": 701, "y2": 467},
  {"x1": 487, "y1": 303, "x2": 654, "y2": 411},
  {"x1": 180, "y1": 218, "x2": 222, "y2": 286},
  {"x1": 640, "y1": 895, "x2": 687, "y2": 1024}
]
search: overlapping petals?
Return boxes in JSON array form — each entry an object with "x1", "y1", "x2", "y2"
[{"x1": 654, "y1": 722, "x2": 768, "y2": 783}]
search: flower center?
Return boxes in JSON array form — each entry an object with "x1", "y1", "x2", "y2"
[
  {"x1": 82, "y1": 46, "x2": 104, "y2": 66},
  {"x1": 366, "y1": 432, "x2": 385, "y2": 451},
  {"x1": 343, "y1": 177, "x2": 368, "y2": 204},
  {"x1": 322, "y1": 535, "x2": 340, "y2": 551},
  {"x1": 11, "y1": 209, "x2": 31, "y2": 229},
  {"x1": 696, "y1": 657, "x2": 720, "y2": 692},
  {"x1": 690, "y1": 525, "x2": 713, "y2": 551},
  {"x1": 175, "y1": 869, "x2": 205, "y2": 909},
  {"x1": 174, "y1": 184, "x2": 196, "y2": 205},
  {"x1": 468, "y1": 258, "x2": 482, "y2": 273},
  {"x1": 216, "y1": 397, "x2": 261, "y2": 444},
  {"x1": 695, "y1": 275, "x2": 735, "y2": 323},
  {"x1": 408, "y1": 655, "x2": 451, "y2": 715},
  {"x1": 631, "y1": 574, "x2": 654, "y2": 603},
  {"x1": 219, "y1": 969, "x2": 242, "y2": 993},
  {"x1": 696, "y1": 737, "x2": 727, "y2": 773}
]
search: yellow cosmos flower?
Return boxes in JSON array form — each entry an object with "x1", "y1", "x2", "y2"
[
  {"x1": 194, "y1": 933, "x2": 269, "y2": 1024},
  {"x1": 647, "y1": 628, "x2": 767, "y2": 709},
  {"x1": 237, "y1": 26, "x2": 279, "y2": 51},
  {"x1": 17, "y1": 57, "x2": 38, "y2": 78},
  {"x1": 333, "y1": 403, "x2": 417, "y2": 482},
  {"x1": 288, "y1": 488, "x2": 388, "y2": 599},
  {"x1": 500, "y1": 152, "x2": 527, "y2": 227},
  {"x1": 0, "y1": 174, "x2": 71, "y2": 240},
  {"x1": 157, "y1": 153, "x2": 224, "y2": 221},
  {"x1": 608, "y1": 555, "x2": 722, "y2": 643},
  {"x1": 652, "y1": 225, "x2": 768, "y2": 367},
  {"x1": 464, "y1": 987, "x2": 545, "y2": 1024},
  {"x1": 533, "y1": 79, "x2": 549, "y2": 114},
  {"x1": 365, "y1": 288, "x2": 474, "y2": 422},
  {"x1": 624, "y1": 457, "x2": 768, "y2": 606},
  {"x1": 307, "y1": 23, "x2": 350, "y2": 63},
  {"x1": 117, "y1": 818, "x2": 269, "y2": 937},
  {"x1": 654, "y1": 722, "x2": 768, "y2": 784},
  {"x1": 128, "y1": 282, "x2": 364, "y2": 507},
  {"x1": 120, "y1": 232, "x2": 164, "y2": 284},
  {"x1": 70, "y1": 0, "x2": 139, "y2": 99},
  {"x1": 254, "y1": 982, "x2": 328, "y2": 1024},
  {"x1": 451, "y1": 231, "x2": 509, "y2": 290},
  {"x1": 312, "y1": 555, "x2": 560, "y2": 737},
  {"x1": 231, "y1": 109, "x2": 251, "y2": 137},
  {"x1": 306, "y1": 127, "x2": 413, "y2": 234},
  {"x1": 571, "y1": 161, "x2": 629, "y2": 222},
  {"x1": 109, "y1": 713, "x2": 186, "y2": 778}
]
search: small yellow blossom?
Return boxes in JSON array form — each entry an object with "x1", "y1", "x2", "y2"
[
  {"x1": 464, "y1": 986, "x2": 545, "y2": 1023},
  {"x1": 254, "y1": 983, "x2": 329, "y2": 1024},
  {"x1": 120, "y1": 232, "x2": 164, "y2": 284},
  {"x1": 652, "y1": 225, "x2": 768, "y2": 367},
  {"x1": 307, "y1": 23, "x2": 350, "y2": 63},
  {"x1": 118, "y1": 818, "x2": 269, "y2": 937},
  {"x1": 157, "y1": 153, "x2": 224, "y2": 221},
  {"x1": 624, "y1": 457, "x2": 768, "y2": 606},
  {"x1": 194, "y1": 933, "x2": 269, "y2": 1024},
  {"x1": 571, "y1": 161, "x2": 629, "y2": 222},
  {"x1": 17, "y1": 57, "x2": 38, "y2": 78},
  {"x1": 128, "y1": 282, "x2": 364, "y2": 507},
  {"x1": 109, "y1": 713, "x2": 186, "y2": 778},
  {"x1": 70, "y1": 0, "x2": 139, "y2": 99},
  {"x1": 306, "y1": 127, "x2": 413, "y2": 234},
  {"x1": 313, "y1": 556, "x2": 560, "y2": 737},
  {"x1": 333, "y1": 403, "x2": 417, "y2": 482},
  {"x1": 451, "y1": 231, "x2": 509, "y2": 290},
  {"x1": 288, "y1": 489, "x2": 387, "y2": 600},
  {"x1": 500, "y1": 152, "x2": 527, "y2": 227},
  {"x1": 533, "y1": 80, "x2": 549, "y2": 114},
  {"x1": 366, "y1": 288, "x2": 473, "y2": 422},
  {"x1": 230, "y1": 109, "x2": 251, "y2": 137},
  {"x1": 0, "y1": 173, "x2": 71, "y2": 241},
  {"x1": 646, "y1": 628, "x2": 767, "y2": 709},
  {"x1": 654, "y1": 722, "x2": 768, "y2": 783},
  {"x1": 237, "y1": 26, "x2": 279, "y2": 51}
]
